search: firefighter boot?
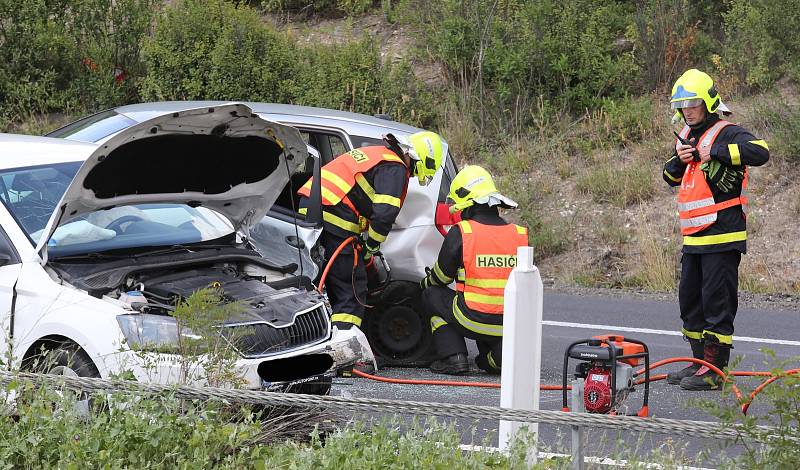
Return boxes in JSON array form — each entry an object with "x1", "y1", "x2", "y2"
[
  {"x1": 430, "y1": 353, "x2": 470, "y2": 375},
  {"x1": 666, "y1": 338, "x2": 704, "y2": 385},
  {"x1": 680, "y1": 340, "x2": 731, "y2": 391}
]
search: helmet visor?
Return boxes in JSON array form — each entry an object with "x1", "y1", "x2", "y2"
[{"x1": 671, "y1": 98, "x2": 705, "y2": 109}]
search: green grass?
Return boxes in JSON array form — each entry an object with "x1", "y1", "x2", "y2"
[{"x1": 575, "y1": 162, "x2": 655, "y2": 208}]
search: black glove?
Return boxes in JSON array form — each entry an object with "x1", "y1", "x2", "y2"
[{"x1": 702, "y1": 160, "x2": 744, "y2": 193}]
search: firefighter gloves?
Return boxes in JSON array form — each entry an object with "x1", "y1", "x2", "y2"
[{"x1": 702, "y1": 160, "x2": 743, "y2": 192}]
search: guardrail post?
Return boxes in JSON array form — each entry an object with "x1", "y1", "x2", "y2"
[
  {"x1": 571, "y1": 378, "x2": 585, "y2": 470},
  {"x1": 499, "y1": 246, "x2": 543, "y2": 464}
]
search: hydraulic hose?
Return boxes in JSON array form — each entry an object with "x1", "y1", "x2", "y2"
[{"x1": 317, "y1": 236, "x2": 358, "y2": 294}]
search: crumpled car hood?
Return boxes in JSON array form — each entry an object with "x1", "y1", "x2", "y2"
[{"x1": 36, "y1": 103, "x2": 307, "y2": 255}]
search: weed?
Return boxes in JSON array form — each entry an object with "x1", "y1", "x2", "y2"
[
  {"x1": 575, "y1": 161, "x2": 655, "y2": 208},
  {"x1": 627, "y1": 218, "x2": 678, "y2": 291}
]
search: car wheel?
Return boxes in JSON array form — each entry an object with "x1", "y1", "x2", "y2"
[
  {"x1": 23, "y1": 342, "x2": 102, "y2": 417},
  {"x1": 364, "y1": 281, "x2": 437, "y2": 367}
]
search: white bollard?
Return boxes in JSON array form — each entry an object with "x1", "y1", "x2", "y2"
[{"x1": 498, "y1": 246, "x2": 543, "y2": 462}]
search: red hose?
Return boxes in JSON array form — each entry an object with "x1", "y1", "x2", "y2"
[
  {"x1": 317, "y1": 236, "x2": 358, "y2": 293},
  {"x1": 741, "y1": 368, "x2": 800, "y2": 415}
]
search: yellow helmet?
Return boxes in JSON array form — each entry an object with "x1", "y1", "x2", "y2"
[
  {"x1": 670, "y1": 69, "x2": 730, "y2": 115},
  {"x1": 405, "y1": 131, "x2": 444, "y2": 186},
  {"x1": 448, "y1": 165, "x2": 517, "y2": 213}
]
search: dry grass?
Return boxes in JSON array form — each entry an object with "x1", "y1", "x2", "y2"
[{"x1": 626, "y1": 215, "x2": 678, "y2": 291}]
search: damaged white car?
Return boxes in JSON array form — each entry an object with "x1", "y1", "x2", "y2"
[{"x1": 0, "y1": 103, "x2": 374, "y2": 394}]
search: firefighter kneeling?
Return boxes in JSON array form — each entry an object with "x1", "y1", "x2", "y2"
[{"x1": 419, "y1": 166, "x2": 528, "y2": 375}]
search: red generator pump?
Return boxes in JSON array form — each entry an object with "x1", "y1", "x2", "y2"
[{"x1": 562, "y1": 335, "x2": 650, "y2": 416}]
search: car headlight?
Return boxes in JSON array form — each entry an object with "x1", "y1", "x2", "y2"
[{"x1": 116, "y1": 314, "x2": 202, "y2": 353}]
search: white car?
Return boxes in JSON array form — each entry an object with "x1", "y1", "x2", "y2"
[
  {"x1": 49, "y1": 102, "x2": 461, "y2": 366},
  {"x1": 0, "y1": 103, "x2": 373, "y2": 394}
]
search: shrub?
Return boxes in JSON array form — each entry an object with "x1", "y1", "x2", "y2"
[
  {"x1": 140, "y1": 0, "x2": 298, "y2": 103},
  {"x1": 723, "y1": 0, "x2": 800, "y2": 89},
  {"x1": 261, "y1": 0, "x2": 375, "y2": 16}
]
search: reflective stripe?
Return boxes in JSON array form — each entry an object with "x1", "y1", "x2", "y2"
[
  {"x1": 320, "y1": 186, "x2": 343, "y2": 205},
  {"x1": 683, "y1": 230, "x2": 747, "y2": 246},
  {"x1": 373, "y1": 194, "x2": 402, "y2": 207},
  {"x1": 703, "y1": 330, "x2": 733, "y2": 345},
  {"x1": 456, "y1": 269, "x2": 466, "y2": 282},
  {"x1": 677, "y1": 197, "x2": 715, "y2": 212},
  {"x1": 331, "y1": 313, "x2": 362, "y2": 327},
  {"x1": 515, "y1": 225, "x2": 527, "y2": 235},
  {"x1": 433, "y1": 262, "x2": 453, "y2": 284},
  {"x1": 323, "y1": 211, "x2": 361, "y2": 233},
  {"x1": 430, "y1": 316, "x2": 448, "y2": 332},
  {"x1": 728, "y1": 144, "x2": 741, "y2": 166},
  {"x1": 680, "y1": 213, "x2": 717, "y2": 228},
  {"x1": 487, "y1": 351, "x2": 499, "y2": 370},
  {"x1": 681, "y1": 328, "x2": 703, "y2": 340},
  {"x1": 453, "y1": 300, "x2": 503, "y2": 337},
  {"x1": 367, "y1": 226, "x2": 387, "y2": 243},
  {"x1": 464, "y1": 278, "x2": 507, "y2": 289},
  {"x1": 699, "y1": 121, "x2": 729, "y2": 149},
  {"x1": 299, "y1": 207, "x2": 308, "y2": 215},
  {"x1": 750, "y1": 139, "x2": 768, "y2": 150},
  {"x1": 354, "y1": 174, "x2": 375, "y2": 199},
  {"x1": 463, "y1": 292, "x2": 505, "y2": 306},
  {"x1": 321, "y1": 169, "x2": 351, "y2": 194},
  {"x1": 458, "y1": 220, "x2": 472, "y2": 234},
  {"x1": 382, "y1": 153, "x2": 405, "y2": 164},
  {"x1": 664, "y1": 170, "x2": 682, "y2": 183}
]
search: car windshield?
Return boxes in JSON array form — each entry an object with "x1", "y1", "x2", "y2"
[
  {"x1": 44, "y1": 204, "x2": 235, "y2": 258},
  {"x1": 0, "y1": 162, "x2": 234, "y2": 256}
]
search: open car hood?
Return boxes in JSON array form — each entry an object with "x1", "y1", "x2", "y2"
[{"x1": 35, "y1": 103, "x2": 307, "y2": 257}]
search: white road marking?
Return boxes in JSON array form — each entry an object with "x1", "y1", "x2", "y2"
[
  {"x1": 542, "y1": 320, "x2": 800, "y2": 347},
  {"x1": 459, "y1": 445, "x2": 713, "y2": 469}
]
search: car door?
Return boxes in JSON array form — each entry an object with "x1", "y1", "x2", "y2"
[{"x1": 0, "y1": 210, "x2": 24, "y2": 361}]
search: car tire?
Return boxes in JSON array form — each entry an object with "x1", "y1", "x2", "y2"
[
  {"x1": 364, "y1": 281, "x2": 437, "y2": 367},
  {"x1": 23, "y1": 341, "x2": 102, "y2": 417}
]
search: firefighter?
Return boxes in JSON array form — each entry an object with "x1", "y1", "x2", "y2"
[
  {"x1": 663, "y1": 69, "x2": 769, "y2": 390},
  {"x1": 419, "y1": 165, "x2": 528, "y2": 375},
  {"x1": 298, "y1": 131, "x2": 444, "y2": 331}
]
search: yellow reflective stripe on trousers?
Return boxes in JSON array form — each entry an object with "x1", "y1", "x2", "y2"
[
  {"x1": 323, "y1": 211, "x2": 361, "y2": 233},
  {"x1": 331, "y1": 313, "x2": 362, "y2": 327},
  {"x1": 703, "y1": 330, "x2": 733, "y2": 345},
  {"x1": 463, "y1": 292, "x2": 505, "y2": 306},
  {"x1": 430, "y1": 316, "x2": 448, "y2": 332},
  {"x1": 728, "y1": 144, "x2": 741, "y2": 166},
  {"x1": 321, "y1": 169, "x2": 352, "y2": 194},
  {"x1": 683, "y1": 230, "x2": 747, "y2": 246},
  {"x1": 464, "y1": 278, "x2": 507, "y2": 289},
  {"x1": 681, "y1": 328, "x2": 703, "y2": 340},
  {"x1": 433, "y1": 262, "x2": 454, "y2": 284},
  {"x1": 453, "y1": 299, "x2": 502, "y2": 337},
  {"x1": 367, "y1": 226, "x2": 387, "y2": 243}
]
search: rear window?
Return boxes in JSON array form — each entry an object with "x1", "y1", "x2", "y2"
[{"x1": 47, "y1": 110, "x2": 136, "y2": 143}]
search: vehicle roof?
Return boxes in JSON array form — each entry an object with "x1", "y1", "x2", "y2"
[
  {"x1": 113, "y1": 101, "x2": 424, "y2": 136},
  {"x1": 0, "y1": 133, "x2": 96, "y2": 168}
]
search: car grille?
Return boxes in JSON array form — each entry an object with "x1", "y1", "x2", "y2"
[{"x1": 225, "y1": 304, "x2": 331, "y2": 358}]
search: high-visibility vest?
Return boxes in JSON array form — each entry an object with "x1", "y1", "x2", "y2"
[
  {"x1": 297, "y1": 146, "x2": 409, "y2": 232},
  {"x1": 676, "y1": 121, "x2": 749, "y2": 236},
  {"x1": 455, "y1": 220, "x2": 529, "y2": 314}
]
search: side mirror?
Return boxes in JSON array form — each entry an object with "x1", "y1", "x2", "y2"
[{"x1": 305, "y1": 147, "x2": 323, "y2": 225}]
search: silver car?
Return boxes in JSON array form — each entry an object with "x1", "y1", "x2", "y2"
[{"x1": 48, "y1": 102, "x2": 460, "y2": 366}]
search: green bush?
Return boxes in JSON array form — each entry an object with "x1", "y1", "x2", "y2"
[
  {"x1": 261, "y1": 0, "x2": 375, "y2": 16},
  {"x1": 723, "y1": 0, "x2": 800, "y2": 88},
  {"x1": 140, "y1": 0, "x2": 298, "y2": 103},
  {"x1": 0, "y1": 0, "x2": 155, "y2": 126}
]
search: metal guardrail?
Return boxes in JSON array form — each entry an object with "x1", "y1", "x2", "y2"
[{"x1": 0, "y1": 370, "x2": 763, "y2": 443}]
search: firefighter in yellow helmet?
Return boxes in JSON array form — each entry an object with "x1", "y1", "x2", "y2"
[
  {"x1": 663, "y1": 69, "x2": 769, "y2": 390},
  {"x1": 419, "y1": 165, "x2": 528, "y2": 375},
  {"x1": 298, "y1": 131, "x2": 444, "y2": 331}
]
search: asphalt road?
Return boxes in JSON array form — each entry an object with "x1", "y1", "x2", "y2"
[{"x1": 331, "y1": 290, "x2": 800, "y2": 466}]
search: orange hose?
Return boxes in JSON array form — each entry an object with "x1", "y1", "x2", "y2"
[
  {"x1": 351, "y1": 369, "x2": 570, "y2": 390},
  {"x1": 741, "y1": 368, "x2": 800, "y2": 415},
  {"x1": 635, "y1": 357, "x2": 743, "y2": 401},
  {"x1": 317, "y1": 236, "x2": 358, "y2": 293}
]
